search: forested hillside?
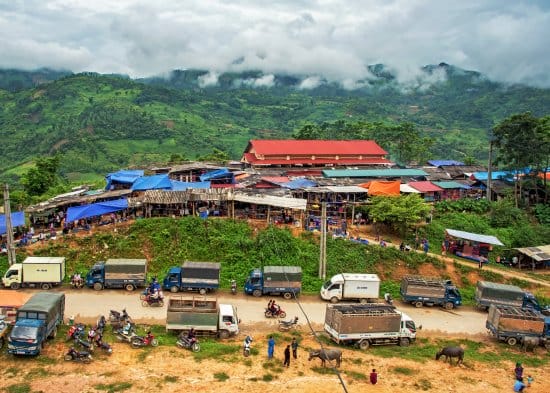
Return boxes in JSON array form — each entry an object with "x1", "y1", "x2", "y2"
[{"x1": 1, "y1": 64, "x2": 549, "y2": 186}]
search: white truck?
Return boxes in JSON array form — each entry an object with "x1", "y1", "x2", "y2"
[
  {"x1": 2, "y1": 257, "x2": 66, "y2": 290},
  {"x1": 324, "y1": 303, "x2": 418, "y2": 349},
  {"x1": 320, "y1": 273, "x2": 380, "y2": 303}
]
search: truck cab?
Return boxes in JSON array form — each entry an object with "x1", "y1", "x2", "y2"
[
  {"x1": 321, "y1": 277, "x2": 342, "y2": 302},
  {"x1": 218, "y1": 304, "x2": 240, "y2": 338},
  {"x1": 163, "y1": 267, "x2": 182, "y2": 292},
  {"x1": 2, "y1": 264, "x2": 22, "y2": 289},
  {"x1": 8, "y1": 319, "x2": 45, "y2": 356},
  {"x1": 446, "y1": 286, "x2": 462, "y2": 306},
  {"x1": 85, "y1": 263, "x2": 105, "y2": 288},
  {"x1": 523, "y1": 292, "x2": 542, "y2": 311},
  {"x1": 399, "y1": 312, "x2": 418, "y2": 340},
  {"x1": 244, "y1": 269, "x2": 263, "y2": 295}
]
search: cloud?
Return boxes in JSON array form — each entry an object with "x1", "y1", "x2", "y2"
[{"x1": 0, "y1": 1, "x2": 549, "y2": 87}]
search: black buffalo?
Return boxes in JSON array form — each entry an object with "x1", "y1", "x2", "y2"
[
  {"x1": 435, "y1": 346, "x2": 464, "y2": 366},
  {"x1": 308, "y1": 349, "x2": 342, "y2": 367}
]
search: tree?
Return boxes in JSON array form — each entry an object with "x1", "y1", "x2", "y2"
[
  {"x1": 197, "y1": 148, "x2": 229, "y2": 163},
  {"x1": 368, "y1": 194, "x2": 431, "y2": 237},
  {"x1": 21, "y1": 155, "x2": 61, "y2": 196}
]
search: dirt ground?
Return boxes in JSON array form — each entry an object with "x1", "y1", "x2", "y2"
[{"x1": 1, "y1": 322, "x2": 549, "y2": 393}]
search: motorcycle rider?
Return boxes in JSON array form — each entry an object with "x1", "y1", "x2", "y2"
[
  {"x1": 269, "y1": 300, "x2": 280, "y2": 315},
  {"x1": 187, "y1": 328, "x2": 197, "y2": 344},
  {"x1": 122, "y1": 320, "x2": 133, "y2": 335},
  {"x1": 243, "y1": 335, "x2": 253, "y2": 352}
]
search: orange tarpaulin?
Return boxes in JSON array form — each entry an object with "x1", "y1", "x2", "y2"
[{"x1": 359, "y1": 181, "x2": 401, "y2": 196}]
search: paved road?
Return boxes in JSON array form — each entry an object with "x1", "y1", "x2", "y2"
[{"x1": 62, "y1": 290, "x2": 488, "y2": 335}]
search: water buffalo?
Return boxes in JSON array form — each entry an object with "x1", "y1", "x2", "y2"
[
  {"x1": 521, "y1": 337, "x2": 539, "y2": 353},
  {"x1": 435, "y1": 346, "x2": 464, "y2": 366},
  {"x1": 308, "y1": 348, "x2": 342, "y2": 367}
]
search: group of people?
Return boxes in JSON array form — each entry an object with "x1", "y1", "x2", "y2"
[
  {"x1": 267, "y1": 335, "x2": 299, "y2": 367},
  {"x1": 513, "y1": 362, "x2": 534, "y2": 392},
  {"x1": 146, "y1": 278, "x2": 164, "y2": 301},
  {"x1": 267, "y1": 299, "x2": 281, "y2": 315}
]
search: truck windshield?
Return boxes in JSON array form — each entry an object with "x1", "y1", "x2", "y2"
[
  {"x1": 322, "y1": 280, "x2": 333, "y2": 290},
  {"x1": 405, "y1": 321, "x2": 416, "y2": 333},
  {"x1": 10, "y1": 325, "x2": 39, "y2": 341}
]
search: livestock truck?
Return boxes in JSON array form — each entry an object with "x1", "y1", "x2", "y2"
[
  {"x1": 324, "y1": 303, "x2": 417, "y2": 350},
  {"x1": 2, "y1": 257, "x2": 65, "y2": 290},
  {"x1": 486, "y1": 305, "x2": 550, "y2": 349},
  {"x1": 320, "y1": 273, "x2": 380, "y2": 303},
  {"x1": 244, "y1": 265, "x2": 302, "y2": 299},
  {"x1": 400, "y1": 275, "x2": 462, "y2": 310},
  {"x1": 163, "y1": 261, "x2": 221, "y2": 294},
  {"x1": 7, "y1": 292, "x2": 65, "y2": 356},
  {"x1": 475, "y1": 281, "x2": 544, "y2": 311},
  {"x1": 86, "y1": 258, "x2": 147, "y2": 291},
  {"x1": 166, "y1": 296, "x2": 239, "y2": 338}
]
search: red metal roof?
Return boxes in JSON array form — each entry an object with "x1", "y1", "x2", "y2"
[
  {"x1": 261, "y1": 176, "x2": 290, "y2": 183},
  {"x1": 247, "y1": 140, "x2": 388, "y2": 156},
  {"x1": 245, "y1": 156, "x2": 392, "y2": 166},
  {"x1": 407, "y1": 181, "x2": 444, "y2": 192}
]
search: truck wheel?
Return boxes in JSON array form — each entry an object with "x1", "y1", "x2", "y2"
[
  {"x1": 359, "y1": 340, "x2": 370, "y2": 350},
  {"x1": 444, "y1": 302, "x2": 454, "y2": 310},
  {"x1": 125, "y1": 284, "x2": 135, "y2": 291},
  {"x1": 41, "y1": 283, "x2": 51, "y2": 290},
  {"x1": 252, "y1": 289, "x2": 262, "y2": 297},
  {"x1": 10, "y1": 283, "x2": 20, "y2": 290},
  {"x1": 283, "y1": 292, "x2": 292, "y2": 300},
  {"x1": 330, "y1": 297, "x2": 339, "y2": 304},
  {"x1": 507, "y1": 337, "x2": 517, "y2": 346},
  {"x1": 170, "y1": 286, "x2": 179, "y2": 293},
  {"x1": 414, "y1": 301, "x2": 423, "y2": 308},
  {"x1": 218, "y1": 330, "x2": 230, "y2": 339},
  {"x1": 93, "y1": 282, "x2": 103, "y2": 291},
  {"x1": 199, "y1": 288, "x2": 207, "y2": 295},
  {"x1": 399, "y1": 338, "x2": 410, "y2": 347}
]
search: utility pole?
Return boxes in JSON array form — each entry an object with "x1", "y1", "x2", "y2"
[
  {"x1": 486, "y1": 139, "x2": 493, "y2": 202},
  {"x1": 3, "y1": 184, "x2": 17, "y2": 265},
  {"x1": 319, "y1": 202, "x2": 327, "y2": 280}
]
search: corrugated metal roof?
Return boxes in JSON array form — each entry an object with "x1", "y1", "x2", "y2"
[
  {"x1": 325, "y1": 186, "x2": 369, "y2": 193},
  {"x1": 445, "y1": 229, "x2": 504, "y2": 246},
  {"x1": 322, "y1": 169, "x2": 427, "y2": 178},
  {"x1": 433, "y1": 181, "x2": 470, "y2": 189},
  {"x1": 515, "y1": 245, "x2": 550, "y2": 262},
  {"x1": 407, "y1": 181, "x2": 444, "y2": 192},
  {"x1": 400, "y1": 184, "x2": 420, "y2": 193},
  {"x1": 233, "y1": 193, "x2": 307, "y2": 210},
  {"x1": 248, "y1": 140, "x2": 388, "y2": 156}
]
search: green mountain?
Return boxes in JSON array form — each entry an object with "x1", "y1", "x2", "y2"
[{"x1": 0, "y1": 65, "x2": 548, "y2": 186}]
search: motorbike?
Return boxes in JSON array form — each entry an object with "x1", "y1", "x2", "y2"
[
  {"x1": 141, "y1": 294, "x2": 164, "y2": 307},
  {"x1": 243, "y1": 336, "x2": 253, "y2": 357},
  {"x1": 94, "y1": 338, "x2": 113, "y2": 354},
  {"x1": 70, "y1": 274, "x2": 84, "y2": 289},
  {"x1": 96, "y1": 315, "x2": 107, "y2": 334},
  {"x1": 66, "y1": 323, "x2": 86, "y2": 341},
  {"x1": 278, "y1": 316, "x2": 299, "y2": 332},
  {"x1": 384, "y1": 293, "x2": 394, "y2": 306},
  {"x1": 64, "y1": 347, "x2": 92, "y2": 363},
  {"x1": 131, "y1": 331, "x2": 158, "y2": 348},
  {"x1": 110, "y1": 309, "x2": 131, "y2": 330},
  {"x1": 264, "y1": 306, "x2": 286, "y2": 319},
  {"x1": 176, "y1": 335, "x2": 201, "y2": 352},
  {"x1": 230, "y1": 279, "x2": 237, "y2": 295},
  {"x1": 114, "y1": 326, "x2": 137, "y2": 344}
]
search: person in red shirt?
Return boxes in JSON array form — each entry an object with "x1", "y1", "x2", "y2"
[{"x1": 370, "y1": 368, "x2": 378, "y2": 385}]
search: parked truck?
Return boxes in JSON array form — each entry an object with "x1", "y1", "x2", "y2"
[
  {"x1": 163, "y1": 261, "x2": 221, "y2": 294},
  {"x1": 486, "y1": 305, "x2": 550, "y2": 349},
  {"x1": 0, "y1": 315, "x2": 8, "y2": 349},
  {"x1": 165, "y1": 296, "x2": 239, "y2": 338},
  {"x1": 475, "y1": 281, "x2": 544, "y2": 311},
  {"x1": 2, "y1": 257, "x2": 65, "y2": 290},
  {"x1": 7, "y1": 292, "x2": 65, "y2": 356},
  {"x1": 320, "y1": 273, "x2": 380, "y2": 303},
  {"x1": 86, "y1": 258, "x2": 147, "y2": 291},
  {"x1": 400, "y1": 275, "x2": 462, "y2": 310},
  {"x1": 244, "y1": 266, "x2": 302, "y2": 299},
  {"x1": 324, "y1": 303, "x2": 417, "y2": 349}
]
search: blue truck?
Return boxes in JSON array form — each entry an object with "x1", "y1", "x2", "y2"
[
  {"x1": 86, "y1": 258, "x2": 148, "y2": 291},
  {"x1": 244, "y1": 266, "x2": 302, "y2": 299},
  {"x1": 400, "y1": 275, "x2": 462, "y2": 310},
  {"x1": 163, "y1": 261, "x2": 221, "y2": 295},
  {"x1": 475, "y1": 281, "x2": 545, "y2": 312},
  {"x1": 7, "y1": 292, "x2": 65, "y2": 356}
]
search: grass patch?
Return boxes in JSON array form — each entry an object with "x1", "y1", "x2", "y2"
[
  {"x1": 243, "y1": 359, "x2": 253, "y2": 367},
  {"x1": 26, "y1": 368, "x2": 51, "y2": 378},
  {"x1": 346, "y1": 370, "x2": 367, "y2": 380},
  {"x1": 414, "y1": 378, "x2": 432, "y2": 390},
  {"x1": 214, "y1": 372, "x2": 229, "y2": 382},
  {"x1": 311, "y1": 367, "x2": 337, "y2": 375},
  {"x1": 350, "y1": 357, "x2": 363, "y2": 365},
  {"x1": 262, "y1": 373, "x2": 275, "y2": 382},
  {"x1": 163, "y1": 375, "x2": 179, "y2": 383},
  {"x1": 5, "y1": 383, "x2": 31, "y2": 393},
  {"x1": 192, "y1": 340, "x2": 240, "y2": 361},
  {"x1": 393, "y1": 366, "x2": 414, "y2": 375},
  {"x1": 136, "y1": 347, "x2": 153, "y2": 362},
  {"x1": 4, "y1": 367, "x2": 21, "y2": 377},
  {"x1": 94, "y1": 382, "x2": 133, "y2": 392}
]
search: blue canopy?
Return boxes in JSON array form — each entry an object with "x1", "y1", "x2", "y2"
[
  {"x1": 66, "y1": 199, "x2": 128, "y2": 222},
  {"x1": 105, "y1": 169, "x2": 144, "y2": 190},
  {"x1": 428, "y1": 160, "x2": 464, "y2": 167},
  {"x1": 131, "y1": 174, "x2": 172, "y2": 191},
  {"x1": 279, "y1": 179, "x2": 317, "y2": 189},
  {"x1": 0, "y1": 211, "x2": 25, "y2": 235},
  {"x1": 199, "y1": 168, "x2": 233, "y2": 182},
  {"x1": 171, "y1": 181, "x2": 211, "y2": 191}
]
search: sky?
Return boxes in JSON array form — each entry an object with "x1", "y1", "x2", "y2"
[{"x1": 1, "y1": 0, "x2": 549, "y2": 88}]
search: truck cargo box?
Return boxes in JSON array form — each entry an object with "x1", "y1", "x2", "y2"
[
  {"x1": 104, "y1": 259, "x2": 147, "y2": 280},
  {"x1": 263, "y1": 266, "x2": 302, "y2": 288},
  {"x1": 22, "y1": 257, "x2": 65, "y2": 283},
  {"x1": 401, "y1": 276, "x2": 447, "y2": 297},
  {"x1": 166, "y1": 296, "x2": 218, "y2": 331},
  {"x1": 487, "y1": 305, "x2": 545, "y2": 335},
  {"x1": 325, "y1": 304, "x2": 400, "y2": 334},
  {"x1": 476, "y1": 281, "x2": 524, "y2": 306},
  {"x1": 181, "y1": 261, "x2": 220, "y2": 285},
  {"x1": 341, "y1": 274, "x2": 380, "y2": 299}
]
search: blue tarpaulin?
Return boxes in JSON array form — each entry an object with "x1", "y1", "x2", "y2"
[
  {"x1": 279, "y1": 179, "x2": 317, "y2": 189},
  {"x1": 171, "y1": 181, "x2": 211, "y2": 191},
  {"x1": 199, "y1": 168, "x2": 233, "y2": 182},
  {"x1": 428, "y1": 160, "x2": 465, "y2": 167},
  {"x1": 66, "y1": 199, "x2": 128, "y2": 222},
  {"x1": 131, "y1": 174, "x2": 172, "y2": 191},
  {"x1": 105, "y1": 170, "x2": 144, "y2": 190},
  {"x1": 0, "y1": 211, "x2": 25, "y2": 235}
]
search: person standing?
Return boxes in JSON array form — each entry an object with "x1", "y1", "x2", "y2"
[
  {"x1": 370, "y1": 369, "x2": 378, "y2": 385},
  {"x1": 283, "y1": 345, "x2": 291, "y2": 367},
  {"x1": 514, "y1": 362, "x2": 524, "y2": 380},
  {"x1": 513, "y1": 377, "x2": 526, "y2": 392},
  {"x1": 423, "y1": 240, "x2": 429, "y2": 254},
  {"x1": 291, "y1": 338, "x2": 298, "y2": 359},
  {"x1": 267, "y1": 336, "x2": 275, "y2": 359}
]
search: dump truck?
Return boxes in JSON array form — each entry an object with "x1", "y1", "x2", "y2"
[
  {"x1": 324, "y1": 303, "x2": 417, "y2": 349},
  {"x1": 475, "y1": 281, "x2": 544, "y2": 311},
  {"x1": 162, "y1": 261, "x2": 221, "y2": 294},
  {"x1": 400, "y1": 275, "x2": 462, "y2": 310},
  {"x1": 166, "y1": 296, "x2": 239, "y2": 338},
  {"x1": 86, "y1": 258, "x2": 148, "y2": 291},
  {"x1": 7, "y1": 292, "x2": 65, "y2": 356},
  {"x1": 244, "y1": 265, "x2": 302, "y2": 299},
  {"x1": 2, "y1": 257, "x2": 65, "y2": 290},
  {"x1": 320, "y1": 273, "x2": 380, "y2": 303},
  {"x1": 486, "y1": 305, "x2": 550, "y2": 349}
]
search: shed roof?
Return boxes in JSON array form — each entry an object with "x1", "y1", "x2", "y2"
[
  {"x1": 515, "y1": 245, "x2": 550, "y2": 262},
  {"x1": 445, "y1": 229, "x2": 504, "y2": 246},
  {"x1": 247, "y1": 139, "x2": 388, "y2": 156},
  {"x1": 322, "y1": 169, "x2": 427, "y2": 178},
  {"x1": 233, "y1": 193, "x2": 307, "y2": 210},
  {"x1": 399, "y1": 184, "x2": 421, "y2": 193},
  {"x1": 407, "y1": 181, "x2": 444, "y2": 192},
  {"x1": 432, "y1": 181, "x2": 470, "y2": 189}
]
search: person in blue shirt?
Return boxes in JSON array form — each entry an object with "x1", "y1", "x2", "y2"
[
  {"x1": 267, "y1": 336, "x2": 275, "y2": 359},
  {"x1": 513, "y1": 377, "x2": 526, "y2": 392}
]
